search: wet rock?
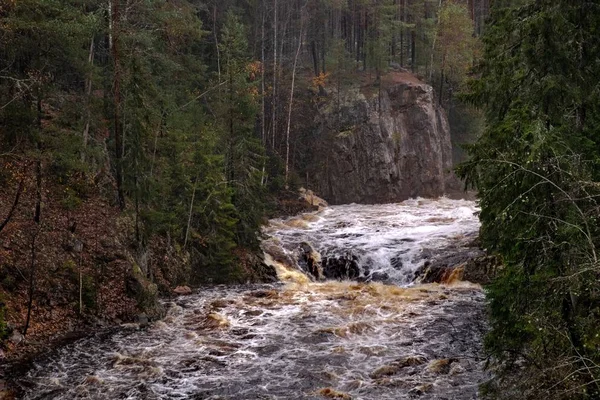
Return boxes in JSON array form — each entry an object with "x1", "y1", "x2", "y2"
[
  {"x1": 370, "y1": 365, "x2": 401, "y2": 379},
  {"x1": 298, "y1": 242, "x2": 323, "y2": 279},
  {"x1": 210, "y1": 299, "x2": 236, "y2": 310},
  {"x1": 390, "y1": 256, "x2": 404, "y2": 269},
  {"x1": 394, "y1": 355, "x2": 428, "y2": 368},
  {"x1": 299, "y1": 188, "x2": 329, "y2": 209},
  {"x1": 449, "y1": 362, "x2": 465, "y2": 376},
  {"x1": 414, "y1": 247, "x2": 485, "y2": 284},
  {"x1": 83, "y1": 375, "x2": 104, "y2": 385},
  {"x1": 369, "y1": 271, "x2": 390, "y2": 282},
  {"x1": 247, "y1": 289, "x2": 278, "y2": 299},
  {"x1": 317, "y1": 387, "x2": 352, "y2": 399},
  {"x1": 261, "y1": 238, "x2": 296, "y2": 268},
  {"x1": 137, "y1": 313, "x2": 149, "y2": 327},
  {"x1": 230, "y1": 328, "x2": 249, "y2": 336},
  {"x1": 462, "y1": 255, "x2": 503, "y2": 285},
  {"x1": 427, "y1": 359, "x2": 452, "y2": 374},
  {"x1": 409, "y1": 383, "x2": 433, "y2": 396},
  {"x1": 173, "y1": 285, "x2": 192, "y2": 295},
  {"x1": 322, "y1": 255, "x2": 360, "y2": 280}
]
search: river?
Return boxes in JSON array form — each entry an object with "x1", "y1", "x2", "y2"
[{"x1": 16, "y1": 198, "x2": 487, "y2": 399}]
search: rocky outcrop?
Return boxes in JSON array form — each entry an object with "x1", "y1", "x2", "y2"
[{"x1": 309, "y1": 72, "x2": 459, "y2": 204}]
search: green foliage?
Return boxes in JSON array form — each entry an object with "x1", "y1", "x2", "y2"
[
  {"x1": 0, "y1": 0, "x2": 276, "y2": 286},
  {"x1": 458, "y1": 0, "x2": 600, "y2": 397},
  {"x1": 433, "y1": 2, "x2": 478, "y2": 89},
  {"x1": 60, "y1": 187, "x2": 82, "y2": 211}
]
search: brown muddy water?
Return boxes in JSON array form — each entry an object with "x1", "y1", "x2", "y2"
[{"x1": 16, "y1": 198, "x2": 488, "y2": 399}]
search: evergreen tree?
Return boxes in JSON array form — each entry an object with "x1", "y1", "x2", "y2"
[{"x1": 458, "y1": 1, "x2": 600, "y2": 398}]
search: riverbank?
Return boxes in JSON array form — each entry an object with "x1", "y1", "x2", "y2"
[
  {"x1": 12, "y1": 198, "x2": 490, "y2": 399},
  {"x1": 0, "y1": 181, "x2": 326, "y2": 398}
]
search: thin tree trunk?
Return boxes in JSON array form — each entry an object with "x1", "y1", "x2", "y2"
[
  {"x1": 261, "y1": 6, "x2": 266, "y2": 145},
  {"x1": 439, "y1": 67, "x2": 444, "y2": 105},
  {"x1": 183, "y1": 174, "x2": 198, "y2": 248},
  {"x1": 429, "y1": 0, "x2": 443, "y2": 81},
  {"x1": 311, "y1": 41, "x2": 319, "y2": 77},
  {"x1": 272, "y1": 0, "x2": 278, "y2": 150},
  {"x1": 82, "y1": 36, "x2": 95, "y2": 163},
  {"x1": 213, "y1": 5, "x2": 221, "y2": 81},
  {"x1": 24, "y1": 157, "x2": 42, "y2": 336},
  {"x1": 111, "y1": 0, "x2": 125, "y2": 210},
  {"x1": 400, "y1": 0, "x2": 404, "y2": 66},
  {"x1": 0, "y1": 179, "x2": 24, "y2": 235},
  {"x1": 285, "y1": 9, "x2": 304, "y2": 187},
  {"x1": 410, "y1": 30, "x2": 416, "y2": 73},
  {"x1": 78, "y1": 251, "x2": 83, "y2": 315}
]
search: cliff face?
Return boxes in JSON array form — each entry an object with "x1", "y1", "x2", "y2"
[{"x1": 310, "y1": 72, "x2": 457, "y2": 204}]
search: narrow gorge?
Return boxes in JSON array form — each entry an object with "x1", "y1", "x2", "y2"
[{"x1": 5, "y1": 71, "x2": 491, "y2": 400}]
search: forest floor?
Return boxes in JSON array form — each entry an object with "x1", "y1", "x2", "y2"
[{"x1": 0, "y1": 156, "x2": 316, "y2": 370}]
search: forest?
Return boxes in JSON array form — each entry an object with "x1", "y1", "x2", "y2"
[{"x1": 1, "y1": 0, "x2": 600, "y2": 399}]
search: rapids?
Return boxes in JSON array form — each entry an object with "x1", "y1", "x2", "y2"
[{"x1": 16, "y1": 198, "x2": 488, "y2": 399}]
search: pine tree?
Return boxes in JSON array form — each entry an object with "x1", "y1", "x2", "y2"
[{"x1": 458, "y1": 1, "x2": 600, "y2": 397}]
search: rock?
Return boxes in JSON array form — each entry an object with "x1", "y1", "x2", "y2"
[
  {"x1": 298, "y1": 188, "x2": 328, "y2": 209},
  {"x1": 317, "y1": 388, "x2": 352, "y2": 399},
  {"x1": 322, "y1": 255, "x2": 360, "y2": 280},
  {"x1": 462, "y1": 255, "x2": 503, "y2": 285},
  {"x1": 298, "y1": 242, "x2": 323, "y2": 279},
  {"x1": 416, "y1": 252, "x2": 501, "y2": 285},
  {"x1": 369, "y1": 271, "x2": 390, "y2": 282},
  {"x1": 408, "y1": 383, "x2": 433, "y2": 396},
  {"x1": 137, "y1": 313, "x2": 149, "y2": 326},
  {"x1": 394, "y1": 355, "x2": 427, "y2": 367},
  {"x1": 427, "y1": 359, "x2": 452, "y2": 374},
  {"x1": 9, "y1": 331, "x2": 24, "y2": 345},
  {"x1": 173, "y1": 285, "x2": 192, "y2": 295},
  {"x1": 261, "y1": 238, "x2": 296, "y2": 268},
  {"x1": 370, "y1": 365, "x2": 400, "y2": 379},
  {"x1": 308, "y1": 71, "x2": 461, "y2": 204}
]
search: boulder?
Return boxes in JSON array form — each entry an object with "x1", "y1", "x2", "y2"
[
  {"x1": 298, "y1": 188, "x2": 328, "y2": 209},
  {"x1": 298, "y1": 242, "x2": 323, "y2": 279},
  {"x1": 173, "y1": 286, "x2": 192, "y2": 295},
  {"x1": 322, "y1": 255, "x2": 360, "y2": 280},
  {"x1": 9, "y1": 331, "x2": 24, "y2": 345}
]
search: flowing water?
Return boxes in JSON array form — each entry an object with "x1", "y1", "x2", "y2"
[{"x1": 16, "y1": 198, "x2": 488, "y2": 399}]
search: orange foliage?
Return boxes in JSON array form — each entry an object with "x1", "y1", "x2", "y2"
[
  {"x1": 312, "y1": 72, "x2": 329, "y2": 89},
  {"x1": 247, "y1": 61, "x2": 262, "y2": 81}
]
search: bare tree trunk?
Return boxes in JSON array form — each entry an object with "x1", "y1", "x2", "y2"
[
  {"x1": 272, "y1": 0, "x2": 278, "y2": 150},
  {"x1": 111, "y1": 0, "x2": 125, "y2": 210},
  {"x1": 24, "y1": 157, "x2": 42, "y2": 336},
  {"x1": 260, "y1": 5, "x2": 267, "y2": 186},
  {"x1": 410, "y1": 30, "x2": 416, "y2": 73},
  {"x1": 261, "y1": 6, "x2": 266, "y2": 145},
  {"x1": 439, "y1": 67, "x2": 444, "y2": 105},
  {"x1": 213, "y1": 5, "x2": 221, "y2": 81},
  {"x1": 82, "y1": 36, "x2": 95, "y2": 163},
  {"x1": 400, "y1": 0, "x2": 404, "y2": 66},
  {"x1": 183, "y1": 174, "x2": 198, "y2": 248},
  {"x1": 0, "y1": 179, "x2": 23, "y2": 235},
  {"x1": 78, "y1": 250, "x2": 83, "y2": 315},
  {"x1": 285, "y1": 8, "x2": 304, "y2": 187},
  {"x1": 429, "y1": 0, "x2": 443, "y2": 81},
  {"x1": 108, "y1": 0, "x2": 113, "y2": 50}
]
